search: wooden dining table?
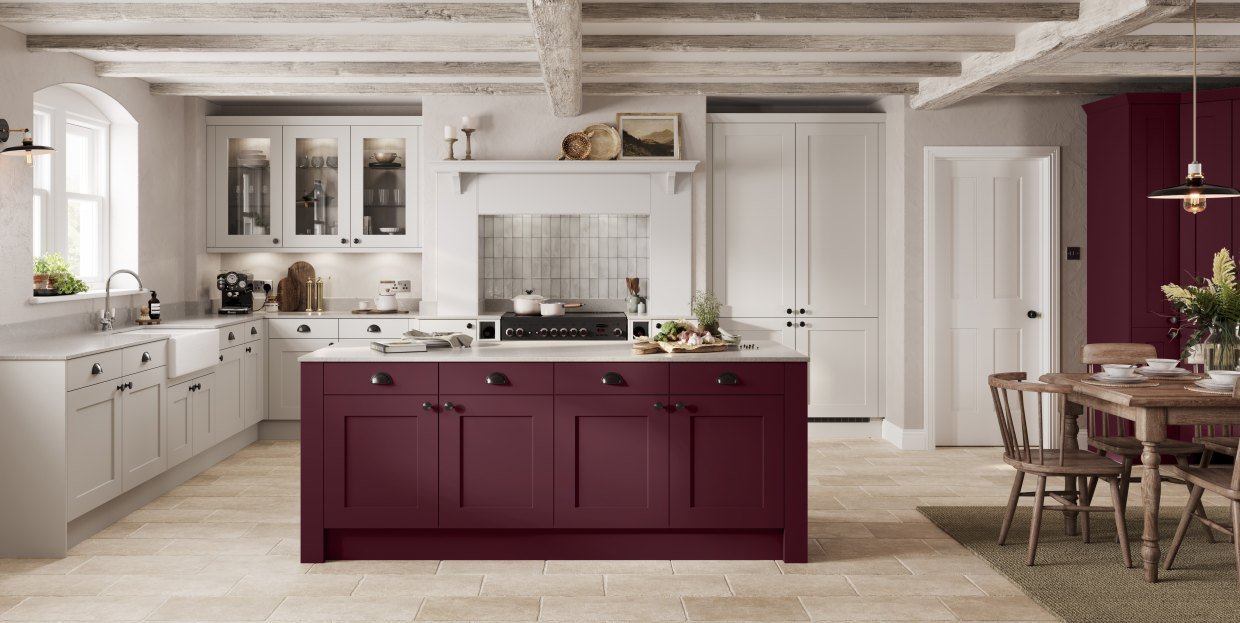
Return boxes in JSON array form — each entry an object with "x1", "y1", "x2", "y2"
[{"x1": 1040, "y1": 371, "x2": 1240, "y2": 582}]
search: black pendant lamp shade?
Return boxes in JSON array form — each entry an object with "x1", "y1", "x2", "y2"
[{"x1": 0, "y1": 118, "x2": 56, "y2": 166}]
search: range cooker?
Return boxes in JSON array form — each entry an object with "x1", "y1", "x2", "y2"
[{"x1": 499, "y1": 311, "x2": 628, "y2": 341}]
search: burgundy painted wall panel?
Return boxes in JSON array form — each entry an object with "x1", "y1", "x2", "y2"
[
  {"x1": 324, "y1": 362, "x2": 437, "y2": 395},
  {"x1": 554, "y1": 395, "x2": 669, "y2": 528},
  {"x1": 439, "y1": 363, "x2": 553, "y2": 395},
  {"x1": 323, "y1": 395, "x2": 438, "y2": 529},
  {"x1": 553, "y1": 362, "x2": 669, "y2": 395},
  {"x1": 670, "y1": 395, "x2": 784, "y2": 528},
  {"x1": 439, "y1": 395, "x2": 554, "y2": 528},
  {"x1": 1181, "y1": 99, "x2": 1234, "y2": 280},
  {"x1": 670, "y1": 363, "x2": 785, "y2": 395}
]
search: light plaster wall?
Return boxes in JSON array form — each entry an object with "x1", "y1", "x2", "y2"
[
  {"x1": 0, "y1": 25, "x2": 210, "y2": 331},
  {"x1": 217, "y1": 252, "x2": 421, "y2": 306},
  {"x1": 418, "y1": 95, "x2": 707, "y2": 313},
  {"x1": 899, "y1": 95, "x2": 1091, "y2": 431}
]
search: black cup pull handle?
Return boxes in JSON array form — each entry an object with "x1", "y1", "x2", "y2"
[
  {"x1": 296, "y1": 324, "x2": 311, "y2": 333},
  {"x1": 251, "y1": 326, "x2": 258, "y2": 335},
  {"x1": 141, "y1": 352, "x2": 152, "y2": 363},
  {"x1": 341, "y1": 238, "x2": 348, "y2": 244},
  {"x1": 228, "y1": 331, "x2": 236, "y2": 341},
  {"x1": 486, "y1": 372, "x2": 510, "y2": 385},
  {"x1": 354, "y1": 238, "x2": 361, "y2": 244},
  {"x1": 371, "y1": 372, "x2": 393, "y2": 385},
  {"x1": 367, "y1": 324, "x2": 381, "y2": 333},
  {"x1": 717, "y1": 372, "x2": 740, "y2": 386},
  {"x1": 91, "y1": 363, "x2": 103, "y2": 375},
  {"x1": 601, "y1": 372, "x2": 625, "y2": 386}
]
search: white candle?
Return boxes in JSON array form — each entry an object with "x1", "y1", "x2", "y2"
[
  {"x1": 462, "y1": 116, "x2": 473, "y2": 129},
  {"x1": 443, "y1": 125, "x2": 454, "y2": 140}
]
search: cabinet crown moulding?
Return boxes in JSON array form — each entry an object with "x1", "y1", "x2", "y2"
[{"x1": 430, "y1": 159, "x2": 699, "y2": 195}]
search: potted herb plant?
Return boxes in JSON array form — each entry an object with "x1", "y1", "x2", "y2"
[
  {"x1": 691, "y1": 290, "x2": 722, "y2": 336},
  {"x1": 32, "y1": 252, "x2": 89, "y2": 296},
  {"x1": 1162, "y1": 248, "x2": 1240, "y2": 369}
]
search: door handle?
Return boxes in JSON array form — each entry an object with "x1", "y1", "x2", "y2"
[
  {"x1": 717, "y1": 372, "x2": 740, "y2": 386},
  {"x1": 486, "y1": 372, "x2": 510, "y2": 385},
  {"x1": 653, "y1": 402, "x2": 665, "y2": 410},
  {"x1": 227, "y1": 331, "x2": 236, "y2": 341},
  {"x1": 251, "y1": 326, "x2": 258, "y2": 335},
  {"x1": 371, "y1": 372, "x2": 393, "y2": 385},
  {"x1": 601, "y1": 372, "x2": 625, "y2": 386},
  {"x1": 422, "y1": 402, "x2": 434, "y2": 411},
  {"x1": 1027, "y1": 310, "x2": 1040, "y2": 319},
  {"x1": 91, "y1": 363, "x2": 103, "y2": 375},
  {"x1": 141, "y1": 351, "x2": 152, "y2": 363},
  {"x1": 799, "y1": 308, "x2": 806, "y2": 314},
  {"x1": 296, "y1": 324, "x2": 311, "y2": 333},
  {"x1": 798, "y1": 321, "x2": 806, "y2": 327},
  {"x1": 786, "y1": 321, "x2": 793, "y2": 327},
  {"x1": 367, "y1": 324, "x2": 381, "y2": 333},
  {"x1": 786, "y1": 308, "x2": 793, "y2": 315}
]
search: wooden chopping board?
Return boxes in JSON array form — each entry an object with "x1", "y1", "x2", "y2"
[{"x1": 278, "y1": 261, "x2": 315, "y2": 311}]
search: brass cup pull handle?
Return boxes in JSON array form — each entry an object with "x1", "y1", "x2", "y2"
[
  {"x1": 367, "y1": 324, "x2": 381, "y2": 333},
  {"x1": 296, "y1": 324, "x2": 311, "y2": 333},
  {"x1": 716, "y1": 372, "x2": 740, "y2": 386},
  {"x1": 486, "y1": 372, "x2": 510, "y2": 385},
  {"x1": 141, "y1": 352, "x2": 152, "y2": 363},
  {"x1": 370, "y1": 372, "x2": 393, "y2": 385},
  {"x1": 91, "y1": 363, "x2": 103, "y2": 375},
  {"x1": 444, "y1": 402, "x2": 456, "y2": 411},
  {"x1": 601, "y1": 372, "x2": 625, "y2": 386}
]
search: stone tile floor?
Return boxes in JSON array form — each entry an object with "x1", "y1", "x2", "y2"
[{"x1": 0, "y1": 438, "x2": 1206, "y2": 621}]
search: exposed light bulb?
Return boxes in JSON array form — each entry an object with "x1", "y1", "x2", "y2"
[
  {"x1": 1184, "y1": 193, "x2": 1207, "y2": 214},
  {"x1": 24, "y1": 151, "x2": 33, "y2": 167}
]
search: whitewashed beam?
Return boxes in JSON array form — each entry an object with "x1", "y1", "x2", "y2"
[
  {"x1": 985, "y1": 79, "x2": 1240, "y2": 96},
  {"x1": 911, "y1": 0, "x2": 1190, "y2": 110},
  {"x1": 1038, "y1": 61, "x2": 1240, "y2": 77},
  {"x1": 589, "y1": 61, "x2": 959, "y2": 78},
  {"x1": 1096, "y1": 35, "x2": 1240, "y2": 52},
  {"x1": 583, "y1": 82, "x2": 918, "y2": 96},
  {"x1": 527, "y1": 0, "x2": 582, "y2": 117},
  {"x1": 150, "y1": 81, "x2": 919, "y2": 97},
  {"x1": 583, "y1": 35, "x2": 1013, "y2": 53},
  {"x1": 27, "y1": 34, "x2": 534, "y2": 53},
  {"x1": 97, "y1": 61, "x2": 542, "y2": 78},
  {"x1": 0, "y1": 2, "x2": 530, "y2": 22},
  {"x1": 583, "y1": 2, "x2": 1079, "y2": 22}
]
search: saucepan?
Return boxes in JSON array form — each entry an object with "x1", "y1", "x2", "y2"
[{"x1": 540, "y1": 301, "x2": 584, "y2": 316}]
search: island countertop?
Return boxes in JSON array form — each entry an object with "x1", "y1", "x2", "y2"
[{"x1": 298, "y1": 340, "x2": 808, "y2": 363}]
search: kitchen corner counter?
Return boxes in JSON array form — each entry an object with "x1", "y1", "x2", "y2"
[{"x1": 299, "y1": 341, "x2": 808, "y2": 363}]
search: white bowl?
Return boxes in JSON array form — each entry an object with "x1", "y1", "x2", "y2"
[
  {"x1": 1102, "y1": 364, "x2": 1137, "y2": 378},
  {"x1": 1145, "y1": 358, "x2": 1180, "y2": 370},
  {"x1": 1207, "y1": 370, "x2": 1240, "y2": 387}
]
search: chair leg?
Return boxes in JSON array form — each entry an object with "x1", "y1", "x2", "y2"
[
  {"x1": 1165, "y1": 484, "x2": 1206, "y2": 571},
  {"x1": 1118, "y1": 456, "x2": 1134, "y2": 509},
  {"x1": 1027, "y1": 475, "x2": 1047, "y2": 566},
  {"x1": 999, "y1": 470, "x2": 1025, "y2": 546},
  {"x1": 1079, "y1": 476, "x2": 1092, "y2": 543},
  {"x1": 1178, "y1": 455, "x2": 1217, "y2": 544},
  {"x1": 1108, "y1": 477, "x2": 1133, "y2": 569},
  {"x1": 1232, "y1": 501, "x2": 1240, "y2": 589}
]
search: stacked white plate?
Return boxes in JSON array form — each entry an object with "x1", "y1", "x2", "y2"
[
  {"x1": 1090, "y1": 372, "x2": 1147, "y2": 384},
  {"x1": 1137, "y1": 366, "x2": 1193, "y2": 377},
  {"x1": 1194, "y1": 379, "x2": 1237, "y2": 393}
]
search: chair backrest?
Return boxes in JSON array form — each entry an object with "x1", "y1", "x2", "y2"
[
  {"x1": 1080, "y1": 343, "x2": 1157, "y2": 369},
  {"x1": 988, "y1": 372, "x2": 1074, "y2": 466}
]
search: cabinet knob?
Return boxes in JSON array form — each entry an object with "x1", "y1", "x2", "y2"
[
  {"x1": 786, "y1": 308, "x2": 793, "y2": 315},
  {"x1": 486, "y1": 372, "x2": 510, "y2": 385},
  {"x1": 717, "y1": 372, "x2": 740, "y2": 386},
  {"x1": 219, "y1": 354, "x2": 224, "y2": 362},
  {"x1": 601, "y1": 372, "x2": 625, "y2": 386},
  {"x1": 422, "y1": 402, "x2": 434, "y2": 411},
  {"x1": 786, "y1": 321, "x2": 793, "y2": 327},
  {"x1": 653, "y1": 402, "x2": 665, "y2": 411},
  {"x1": 798, "y1": 321, "x2": 806, "y2": 327},
  {"x1": 799, "y1": 308, "x2": 806, "y2": 315},
  {"x1": 353, "y1": 238, "x2": 361, "y2": 244},
  {"x1": 1027, "y1": 310, "x2": 1040, "y2": 319},
  {"x1": 245, "y1": 346, "x2": 252, "y2": 353},
  {"x1": 91, "y1": 363, "x2": 103, "y2": 375},
  {"x1": 296, "y1": 324, "x2": 311, "y2": 333},
  {"x1": 141, "y1": 352, "x2": 152, "y2": 363},
  {"x1": 443, "y1": 402, "x2": 456, "y2": 411},
  {"x1": 674, "y1": 402, "x2": 686, "y2": 412},
  {"x1": 367, "y1": 324, "x2": 381, "y2": 333},
  {"x1": 125, "y1": 381, "x2": 133, "y2": 390},
  {"x1": 467, "y1": 322, "x2": 475, "y2": 330},
  {"x1": 1169, "y1": 315, "x2": 1180, "y2": 326},
  {"x1": 1168, "y1": 328, "x2": 1179, "y2": 340},
  {"x1": 371, "y1": 372, "x2": 393, "y2": 385},
  {"x1": 340, "y1": 238, "x2": 348, "y2": 244},
  {"x1": 272, "y1": 238, "x2": 279, "y2": 245},
  {"x1": 116, "y1": 383, "x2": 125, "y2": 391}
]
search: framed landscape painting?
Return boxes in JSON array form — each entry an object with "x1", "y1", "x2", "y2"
[{"x1": 616, "y1": 113, "x2": 681, "y2": 160}]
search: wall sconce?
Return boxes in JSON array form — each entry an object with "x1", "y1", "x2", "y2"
[{"x1": 0, "y1": 118, "x2": 55, "y2": 166}]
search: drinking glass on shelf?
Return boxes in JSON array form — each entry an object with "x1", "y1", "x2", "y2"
[
  {"x1": 392, "y1": 189, "x2": 403, "y2": 206},
  {"x1": 365, "y1": 189, "x2": 375, "y2": 206},
  {"x1": 326, "y1": 156, "x2": 338, "y2": 168},
  {"x1": 363, "y1": 216, "x2": 373, "y2": 235},
  {"x1": 310, "y1": 156, "x2": 324, "y2": 168},
  {"x1": 297, "y1": 156, "x2": 309, "y2": 168},
  {"x1": 377, "y1": 189, "x2": 390, "y2": 206}
]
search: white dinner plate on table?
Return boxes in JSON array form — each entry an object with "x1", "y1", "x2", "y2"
[
  {"x1": 1090, "y1": 372, "x2": 1147, "y2": 384},
  {"x1": 1194, "y1": 379, "x2": 1237, "y2": 393},
  {"x1": 1137, "y1": 366, "x2": 1192, "y2": 377}
]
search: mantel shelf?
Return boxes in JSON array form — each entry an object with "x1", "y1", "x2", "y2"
[{"x1": 430, "y1": 160, "x2": 700, "y2": 195}]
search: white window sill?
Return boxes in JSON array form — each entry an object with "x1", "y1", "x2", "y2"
[{"x1": 28, "y1": 288, "x2": 148, "y2": 305}]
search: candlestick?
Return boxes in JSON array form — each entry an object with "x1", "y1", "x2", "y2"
[
  {"x1": 461, "y1": 128, "x2": 476, "y2": 161},
  {"x1": 443, "y1": 125, "x2": 454, "y2": 140},
  {"x1": 461, "y1": 116, "x2": 473, "y2": 129},
  {"x1": 443, "y1": 137, "x2": 458, "y2": 161}
]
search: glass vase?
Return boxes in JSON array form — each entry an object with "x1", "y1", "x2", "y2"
[{"x1": 1203, "y1": 319, "x2": 1240, "y2": 371}]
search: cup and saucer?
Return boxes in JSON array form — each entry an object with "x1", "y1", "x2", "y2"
[
  {"x1": 1137, "y1": 358, "x2": 1193, "y2": 377},
  {"x1": 1194, "y1": 370, "x2": 1240, "y2": 393},
  {"x1": 1090, "y1": 364, "x2": 1147, "y2": 384}
]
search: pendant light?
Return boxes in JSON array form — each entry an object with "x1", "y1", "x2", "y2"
[
  {"x1": 0, "y1": 118, "x2": 55, "y2": 167},
  {"x1": 1149, "y1": 0, "x2": 1240, "y2": 213}
]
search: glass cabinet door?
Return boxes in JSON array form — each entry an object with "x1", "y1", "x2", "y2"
[
  {"x1": 211, "y1": 126, "x2": 283, "y2": 248},
  {"x1": 350, "y1": 126, "x2": 420, "y2": 248},
  {"x1": 282, "y1": 126, "x2": 351, "y2": 248}
]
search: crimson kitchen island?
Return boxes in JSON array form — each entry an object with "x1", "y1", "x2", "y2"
[{"x1": 299, "y1": 342, "x2": 809, "y2": 563}]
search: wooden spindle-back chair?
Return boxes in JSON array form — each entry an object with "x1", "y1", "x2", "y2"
[
  {"x1": 1165, "y1": 439, "x2": 1240, "y2": 586},
  {"x1": 989, "y1": 373, "x2": 1132, "y2": 567},
  {"x1": 1194, "y1": 423, "x2": 1240, "y2": 464}
]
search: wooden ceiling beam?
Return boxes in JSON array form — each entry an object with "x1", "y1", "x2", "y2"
[
  {"x1": 1096, "y1": 35, "x2": 1240, "y2": 52},
  {"x1": 583, "y1": 35, "x2": 1013, "y2": 53},
  {"x1": 911, "y1": 0, "x2": 1190, "y2": 110},
  {"x1": 27, "y1": 34, "x2": 535, "y2": 53},
  {"x1": 527, "y1": 0, "x2": 582, "y2": 117},
  {"x1": 1038, "y1": 61, "x2": 1240, "y2": 77},
  {"x1": 985, "y1": 79, "x2": 1240, "y2": 95},
  {"x1": 583, "y1": 2, "x2": 1079, "y2": 22},
  {"x1": 149, "y1": 81, "x2": 920, "y2": 97}
]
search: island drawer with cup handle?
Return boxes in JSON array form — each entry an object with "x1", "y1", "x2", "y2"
[
  {"x1": 340, "y1": 318, "x2": 410, "y2": 340},
  {"x1": 554, "y1": 362, "x2": 669, "y2": 395},
  {"x1": 67, "y1": 350, "x2": 124, "y2": 391},
  {"x1": 122, "y1": 342, "x2": 167, "y2": 375},
  {"x1": 324, "y1": 362, "x2": 438, "y2": 395},
  {"x1": 439, "y1": 363, "x2": 553, "y2": 395},
  {"x1": 670, "y1": 363, "x2": 785, "y2": 395},
  {"x1": 269, "y1": 318, "x2": 339, "y2": 339}
]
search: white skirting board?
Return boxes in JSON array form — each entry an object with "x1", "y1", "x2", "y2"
[
  {"x1": 809, "y1": 420, "x2": 882, "y2": 440},
  {"x1": 259, "y1": 420, "x2": 301, "y2": 440},
  {"x1": 881, "y1": 419, "x2": 931, "y2": 451}
]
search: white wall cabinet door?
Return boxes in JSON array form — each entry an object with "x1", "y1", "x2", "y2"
[
  {"x1": 351, "y1": 125, "x2": 420, "y2": 248},
  {"x1": 796, "y1": 123, "x2": 880, "y2": 318},
  {"x1": 167, "y1": 381, "x2": 193, "y2": 469},
  {"x1": 209, "y1": 125, "x2": 284, "y2": 249},
  {"x1": 711, "y1": 123, "x2": 797, "y2": 318},
  {"x1": 269, "y1": 338, "x2": 334, "y2": 420},
  {"x1": 282, "y1": 125, "x2": 352, "y2": 249},
  {"x1": 797, "y1": 318, "x2": 880, "y2": 419},
  {"x1": 66, "y1": 382, "x2": 122, "y2": 519},
  {"x1": 718, "y1": 317, "x2": 797, "y2": 348},
  {"x1": 191, "y1": 374, "x2": 217, "y2": 455},
  {"x1": 120, "y1": 368, "x2": 167, "y2": 492},
  {"x1": 242, "y1": 342, "x2": 264, "y2": 428},
  {"x1": 216, "y1": 346, "x2": 245, "y2": 441}
]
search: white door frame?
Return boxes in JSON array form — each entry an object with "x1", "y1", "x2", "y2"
[{"x1": 924, "y1": 146, "x2": 1061, "y2": 449}]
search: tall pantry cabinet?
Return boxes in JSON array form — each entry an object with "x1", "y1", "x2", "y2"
[{"x1": 709, "y1": 115, "x2": 882, "y2": 420}]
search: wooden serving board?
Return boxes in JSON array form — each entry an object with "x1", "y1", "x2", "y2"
[
  {"x1": 278, "y1": 261, "x2": 316, "y2": 312},
  {"x1": 657, "y1": 341, "x2": 729, "y2": 354},
  {"x1": 351, "y1": 309, "x2": 410, "y2": 315}
]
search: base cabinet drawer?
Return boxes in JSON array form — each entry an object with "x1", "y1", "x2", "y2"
[
  {"x1": 122, "y1": 342, "x2": 167, "y2": 376},
  {"x1": 554, "y1": 363, "x2": 668, "y2": 395},
  {"x1": 325, "y1": 362, "x2": 438, "y2": 395},
  {"x1": 670, "y1": 363, "x2": 785, "y2": 395},
  {"x1": 439, "y1": 363, "x2": 553, "y2": 395},
  {"x1": 340, "y1": 318, "x2": 411, "y2": 340},
  {"x1": 67, "y1": 350, "x2": 123, "y2": 391},
  {"x1": 268, "y1": 318, "x2": 339, "y2": 339}
]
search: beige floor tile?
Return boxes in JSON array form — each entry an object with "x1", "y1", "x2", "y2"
[
  {"x1": 896, "y1": 556, "x2": 1000, "y2": 575},
  {"x1": 121, "y1": 509, "x2": 213, "y2": 523},
  {"x1": 965, "y1": 574, "x2": 1026, "y2": 597},
  {"x1": 816, "y1": 475, "x2": 898, "y2": 486},
  {"x1": 923, "y1": 538, "x2": 974, "y2": 556},
  {"x1": 940, "y1": 596, "x2": 1058, "y2": 621},
  {"x1": 271, "y1": 595, "x2": 423, "y2": 621},
  {"x1": 147, "y1": 595, "x2": 282, "y2": 620},
  {"x1": 353, "y1": 575, "x2": 482, "y2": 597},
  {"x1": 101, "y1": 574, "x2": 241, "y2": 596},
  {"x1": 68, "y1": 538, "x2": 175, "y2": 556},
  {"x1": 817, "y1": 538, "x2": 939, "y2": 560},
  {"x1": 887, "y1": 510, "x2": 936, "y2": 523},
  {"x1": 127, "y1": 522, "x2": 257, "y2": 539},
  {"x1": 311, "y1": 560, "x2": 440, "y2": 575},
  {"x1": 799, "y1": 596, "x2": 957, "y2": 621},
  {"x1": 436, "y1": 560, "x2": 543, "y2": 575},
  {"x1": 0, "y1": 558, "x2": 89, "y2": 575},
  {"x1": 0, "y1": 595, "x2": 163, "y2": 621},
  {"x1": 778, "y1": 558, "x2": 912, "y2": 576},
  {"x1": 268, "y1": 537, "x2": 300, "y2": 556},
  {"x1": 807, "y1": 510, "x2": 902, "y2": 523},
  {"x1": 480, "y1": 574, "x2": 603, "y2": 596},
  {"x1": 90, "y1": 522, "x2": 144, "y2": 538},
  {"x1": 198, "y1": 555, "x2": 313, "y2": 576},
  {"x1": 0, "y1": 574, "x2": 119, "y2": 597},
  {"x1": 416, "y1": 596, "x2": 539, "y2": 620},
  {"x1": 862, "y1": 486, "x2": 960, "y2": 497},
  {"x1": 205, "y1": 508, "x2": 300, "y2": 523},
  {"x1": 137, "y1": 496, "x2": 183, "y2": 510},
  {"x1": 546, "y1": 560, "x2": 672, "y2": 575},
  {"x1": 228, "y1": 573, "x2": 362, "y2": 596},
  {"x1": 807, "y1": 523, "x2": 873, "y2": 539},
  {"x1": 69, "y1": 556, "x2": 211, "y2": 576},
  {"x1": 241, "y1": 522, "x2": 300, "y2": 538},
  {"x1": 834, "y1": 496, "x2": 922, "y2": 511},
  {"x1": 865, "y1": 523, "x2": 952, "y2": 539},
  {"x1": 605, "y1": 574, "x2": 730, "y2": 597},
  {"x1": 164, "y1": 484, "x2": 249, "y2": 497},
  {"x1": 540, "y1": 596, "x2": 686, "y2": 621},
  {"x1": 683, "y1": 596, "x2": 809, "y2": 621},
  {"x1": 240, "y1": 484, "x2": 301, "y2": 497},
  {"x1": 725, "y1": 574, "x2": 854, "y2": 597},
  {"x1": 174, "y1": 496, "x2": 298, "y2": 511},
  {"x1": 157, "y1": 537, "x2": 282, "y2": 556},
  {"x1": 180, "y1": 473, "x2": 221, "y2": 485},
  {"x1": 848, "y1": 574, "x2": 987, "y2": 596},
  {"x1": 0, "y1": 597, "x2": 18, "y2": 616},
  {"x1": 670, "y1": 561, "x2": 781, "y2": 575}
]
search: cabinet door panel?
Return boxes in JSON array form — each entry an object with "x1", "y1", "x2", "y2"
[
  {"x1": 210, "y1": 125, "x2": 283, "y2": 249},
  {"x1": 242, "y1": 343, "x2": 264, "y2": 427},
  {"x1": 283, "y1": 125, "x2": 352, "y2": 248},
  {"x1": 67, "y1": 382, "x2": 122, "y2": 519},
  {"x1": 670, "y1": 395, "x2": 783, "y2": 528},
  {"x1": 351, "y1": 125, "x2": 420, "y2": 248},
  {"x1": 191, "y1": 374, "x2": 217, "y2": 455},
  {"x1": 796, "y1": 123, "x2": 880, "y2": 317},
  {"x1": 217, "y1": 346, "x2": 245, "y2": 441},
  {"x1": 121, "y1": 368, "x2": 167, "y2": 492},
  {"x1": 269, "y1": 339, "x2": 335, "y2": 420},
  {"x1": 554, "y1": 395, "x2": 669, "y2": 528},
  {"x1": 167, "y1": 382, "x2": 193, "y2": 468},
  {"x1": 439, "y1": 395, "x2": 553, "y2": 528},
  {"x1": 711, "y1": 123, "x2": 796, "y2": 318},
  {"x1": 798, "y1": 318, "x2": 879, "y2": 419},
  {"x1": 324, "y1": 395, "x2": 438, "y2": 528}
]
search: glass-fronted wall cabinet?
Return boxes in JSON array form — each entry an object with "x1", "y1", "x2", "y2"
[
  {"x1": 282, "y1": 126, "x2": 350, "y2": 248},
  {"x1": 209, "y1": 126, "x2": 284, "y2": 249},
  {"x1": 351, "y1": 126, "x2": 419, "y2": 248}
]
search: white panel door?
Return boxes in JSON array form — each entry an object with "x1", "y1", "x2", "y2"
[
  {"x1": 191, "y1": 374, "x2": 217, "y2": 455},
  {"x1": 120, "y1": 368, "x2": 167, "y2": 492},
  {"x1": 351, "y1": 125, "x2": 420, "y2": 248},
  {"x1": 797, "y1": 318, "x2": 880, "y2": 419},
  {"x1": 242, "y1": 342, "x2": 264, "y2": 427},
  {"x1": 216, "y1": 346, "x2": 245, "y2": 441},
  {"x1": 796, "y1": 123, "x2": 880, "y2": 318},
  {"x1": 210, "y1": 125, "x2": 283, "y2": 249},
  {"x1": 269, "y1": 338, "x2": 335, "y2": 420},
  {"x1": 66, "y1": 382, "x2": 122, "y2": 519},
  {"x1": 718, "y1": 317, "x2": 796, "y2": 348},
  {"x1": 167, "y1": 381, "x2": 193, "y2": 469},
  {"x1": 711, "y1": 123, "x2": 796, "y2": 318},
  {"x1": 936, "y1": 158, "x2": 1045, "y2": 446},
  {"x1": 282, "y1": 125, "x2": 352, "y2": 248}
]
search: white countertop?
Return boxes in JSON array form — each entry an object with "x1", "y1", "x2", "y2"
[{"x1": 299, "y1": 341, "x2": 808, "y2": 363}]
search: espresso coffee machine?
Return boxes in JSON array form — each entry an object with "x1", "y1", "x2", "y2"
[{"x1": 217, "y1": 271, "x2": 255, "y2": 314}]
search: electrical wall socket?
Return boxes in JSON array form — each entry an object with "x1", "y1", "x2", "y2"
[{"x1": 393, "y1": 280, "x2": 412, "y2": 293}]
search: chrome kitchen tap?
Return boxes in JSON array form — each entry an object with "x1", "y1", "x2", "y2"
[{"x1": 99, "y1": 269, "x2": 143, "y2": 331}]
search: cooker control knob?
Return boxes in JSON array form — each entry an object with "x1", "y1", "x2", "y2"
[
  {"x1": 556, "y1": 328, "x2": 567, "y2": 337},
  {"x1": 515, "y1": 328, "x2": 526, "y2": 337},
  {"x1": 569, "y1": 328, "x2": 579, "y2": 337},
  {"x1": 539, "y1": 328, "x2": 550, "y2": 337},
  {"x1": 613, "y1": 328, "x2": 625, "y2": 337},
  {"x1": 504, "y1": 328, "x2": 515, "y2": 337}
]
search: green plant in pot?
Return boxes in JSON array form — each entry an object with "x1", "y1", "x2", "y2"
[
  {"x1": 691, "y1": 290, "x2": 722, "y2": 336},
  {"x1": 1163, "y1": 248, "x2": 1240, "y2": 369},
  {"x1": 32, "y1": 252, "x2": 89, "y2": 296}
]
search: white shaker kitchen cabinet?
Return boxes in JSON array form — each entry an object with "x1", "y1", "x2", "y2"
[
  {"x1": 269, "y1": 338, "x2": 336, "y2": 420},
  {"x1": 216, "y1": 345, "x2": 246, "y2": 441},
  {"x1": 718, "y1": 317, "x2": 797, "y2": 347},
  {"x1": 351, "y1": 125, "x2": 420, "y2": 248},
  {"x1": 710, "y1": 123, "x2": 797, "y2": 318},
  {"x1": 417, "y1": 318, "x2": 478, "y2": 339},
  {"x1": 208, "y1": 125, "x2": 284, "y2": 249},
  {"x1": 797, "y1": 318, "x2": 880, "y2": 419},
  {"x1": 243, "y1": 341, "x2": 265, "y2": 428},
  {"x1": 796, "y1": 123, "x2": 881, "y2": 318},
  {"x1": 190, "y1": 373, "x2": 218, "y2": 456},
  {"x1": 166, "y1": 381, "x2": 193, "y2": 469},
  {"x1": 282, "y1": 125, "x2": 352, "y2": 249},
  {"x1": 120, "y1": 367, "x2": 167, "y2": 492},
  {"x1": 66, "y1": 381, "x2": 123, "y2": 520}
]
